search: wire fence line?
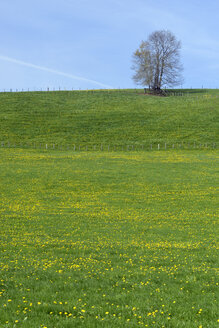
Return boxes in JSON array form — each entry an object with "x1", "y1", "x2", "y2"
[
  {"x1": 0, "y1": 87, "x2": 86, "y2": 93},
  {"x1": 0, "y1": 88, "x2": 219, "y2": 98},
  {"x1": 0, "y1": 141, "x2": 217, "y2": 152}
]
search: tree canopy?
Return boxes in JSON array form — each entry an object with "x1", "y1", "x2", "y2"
[{"x1": 132, "y1": 30, "x2": 183, "y2": 92}]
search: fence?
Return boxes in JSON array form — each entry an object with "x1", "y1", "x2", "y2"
[
  {"x1": 1, "y1": 88, "x2": 219, "y2": 97},
  {"x1": 0, "y1": 87, "x2": 83, "y2": 93},
  {"x1": 0, "y1": 141, "x2": 217, "y2": 152}
]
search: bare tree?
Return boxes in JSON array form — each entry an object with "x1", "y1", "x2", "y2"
[{"x1": 132, "y1": 30, "x2": 183, "y2": 92}]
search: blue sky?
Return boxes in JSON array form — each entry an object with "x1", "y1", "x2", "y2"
[{"x1": 0, "y1": 0, "x2": 218, "y2": 90}]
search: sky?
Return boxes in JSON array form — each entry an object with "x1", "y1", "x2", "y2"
[{"x1": 0, "y1": 0, "x2": 218, "y2": 90}]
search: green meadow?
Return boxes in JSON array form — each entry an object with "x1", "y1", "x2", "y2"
[
  {"x1": 0, "y1": 89, "x2": 218, "y2": 147},
  {"x1": 0, "y1": 90, "x2": 218, "y2": 327}
]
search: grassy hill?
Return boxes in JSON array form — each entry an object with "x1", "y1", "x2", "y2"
[
  {"x1": 0, "y1": 89, "x2": 218, "y2": 327},
  {"x1": 0, "y1": 89, "x2": 218, "y2": 148}
]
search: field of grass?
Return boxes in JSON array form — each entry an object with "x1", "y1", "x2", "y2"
[
  {"x1": 0, "y1": 89, "x2": 218, "y2": 147},
  {"x1": 0, "y1": 89, "x2": 218, "y2": 327},
  {"x1": 0, "y1": 148, "x2": 218, "y2": 327}
]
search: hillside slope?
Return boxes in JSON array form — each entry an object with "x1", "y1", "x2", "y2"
[{"x1": 0, "y1": 89, "x2": 218, "y2": 147}]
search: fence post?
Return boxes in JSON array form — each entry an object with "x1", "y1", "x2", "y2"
[{"x1": 158, "y1": 144, "x2": 160, "y2": 150}]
